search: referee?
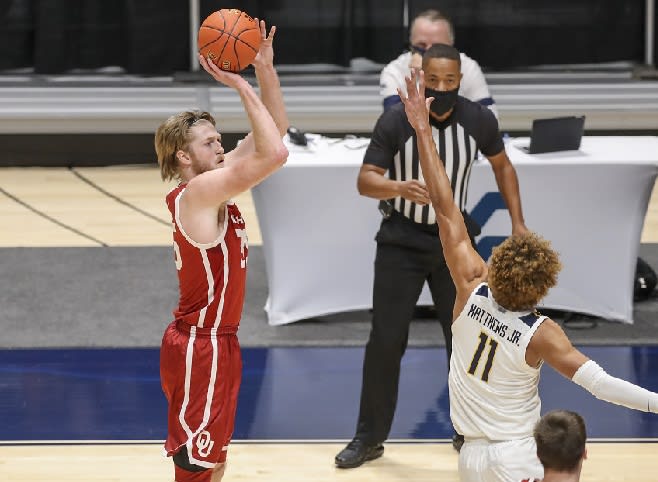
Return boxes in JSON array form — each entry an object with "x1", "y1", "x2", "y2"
[{"x1": 335, "y1": 43, "x2": 528, "y2": 469}]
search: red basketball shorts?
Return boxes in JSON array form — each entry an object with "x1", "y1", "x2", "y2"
[{"x1": 160, "y1": 320, "x2": 242, "y2": 472}]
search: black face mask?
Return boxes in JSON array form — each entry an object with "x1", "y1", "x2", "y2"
[{"x1": 425, "y1": 87, "x2": 459, "y2": 117}]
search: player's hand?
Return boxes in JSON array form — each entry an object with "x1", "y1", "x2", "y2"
[
  {"x1": 409, "y1": 52, "x2": 422, "y2": 71},
  {"x1": 398, "y1": 69, "x2": 433, "y2": 132},
  {"x1": 512, "y1": 222, "x2": 529, "y2": 236},
  {"x1": 252, "y1": 19, "x2": 275, "y2": 68},
  {"x1": 399, "y1": 179, "x2": 431, "y2": 205},
  {"x1": 199, "y1": 54, "x2": 247, "y2": 89}
]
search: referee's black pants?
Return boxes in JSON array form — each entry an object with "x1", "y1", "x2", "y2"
[{"x1": 355, "y1": 242, "x2": 455, "y2": 445}]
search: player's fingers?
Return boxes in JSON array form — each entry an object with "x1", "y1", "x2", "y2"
[
  {"x1": 413, "y1": 188, "x2": 426, "y2": 199},
  {"x1": 198, "y1": 55, "x2": 213, "y2": 73},
  {"x1": 405, "y1": 72, "x2": 415, "y2": 88},
  {"x1": 410, "y1": 67, "x2": 418, "y2": 84},
  {"x1": 205, "y1": 58, "x2": 226, "y2": 78},
  {"x1": 417, "y1": 69, "x2": 425, "y2": 95},
  {"x1": 396, "y1": 87, "x2": 407, "y2": 103},
  {"x1": 268, "y1": 25, "x2": 276, "y2": 40},
  {"x1": 204, "y1": 56, "x2": 219, "y2": 72}
]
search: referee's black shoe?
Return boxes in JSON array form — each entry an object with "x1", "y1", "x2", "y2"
[
  {"x1": 452, "y1": 432, "x2": 465, "y2": 452},
  {"x1": 334, "y1": 439, "x2": 384, "y2": 468}
]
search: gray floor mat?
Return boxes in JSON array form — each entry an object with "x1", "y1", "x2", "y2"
[{"x1": 2, "y1": 245, "x2": 657, "y2": 348}]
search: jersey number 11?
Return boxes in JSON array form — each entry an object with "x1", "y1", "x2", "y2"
[{"x1": 468, "y1": 332, "x2": 498, "y2": 382}]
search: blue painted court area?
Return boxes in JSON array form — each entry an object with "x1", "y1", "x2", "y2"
[{"x1": 1, "y1": 346, "x2": 657, "y2": 441}]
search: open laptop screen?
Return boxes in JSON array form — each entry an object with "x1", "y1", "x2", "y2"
[{"x1": 520, "y1": 116, "x2": 585, "y2": 154}]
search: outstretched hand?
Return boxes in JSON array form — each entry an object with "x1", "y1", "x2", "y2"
[
  {"x1": 409, "y1": 52, "x2": 422, "y2": 71},
  {"x1": 397, "y1": 69, "x2": 433, "y2": 132},
  {"x1": 198, "y1": 54, "x2": 246, "y2": 90},
  {"x1": 252, "y1": 18, "x2": 276, "y2": 68},
  {"x1": 512, "y1": 222, "x2": 530, "y2": 236}
]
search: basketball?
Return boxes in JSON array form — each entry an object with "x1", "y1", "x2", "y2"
[{"x1": 198, "y1": 9, "x2": 261, "y2": 72}]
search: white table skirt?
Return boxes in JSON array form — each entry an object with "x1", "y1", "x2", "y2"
[{"x1": 251, "y1": 136, "x2": 658, "y2": 325}]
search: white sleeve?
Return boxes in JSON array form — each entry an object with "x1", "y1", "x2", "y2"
[
  {"x1": 572, "y1": 360, "x2": 658, "y2": 413},
  {"x1": 459, "y1": 54, "x2": 499, "y2": 119},
  {"x1": 379, "y1": 53, "x2": 410, "y2": 98}
]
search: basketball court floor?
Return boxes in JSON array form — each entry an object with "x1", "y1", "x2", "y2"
[{"x1": 1, "y1": 166, "x2": 657, "y2": 481}]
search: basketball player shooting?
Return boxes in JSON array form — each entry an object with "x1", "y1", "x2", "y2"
[
  {"x1": 398, "y1": 68, "x2": 658, "y2": 482},
  {"x1": 155, "y1": 19, "x2": 288, "y2": 482}
]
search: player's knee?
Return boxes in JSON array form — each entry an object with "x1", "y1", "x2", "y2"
[
  {"x1": 173, "y1": 447, "x2": 213, "y2": 481},
  {"x1": 210, "y1": 463, "x2": 226, "y2": 481}
]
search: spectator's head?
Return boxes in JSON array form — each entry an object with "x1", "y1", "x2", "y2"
[
  {"x1": 487, "y1": 232, "x2": 562, "y2": 311},
  {"x1": 409, "y1": 9, "x2": 455, "y2": 56},
  {"x1": 155, "y1": 110, "x2": 218, "y2": 181},
  {"x1": 534, "y1": 410, "x2": 587, "y2": 475}
]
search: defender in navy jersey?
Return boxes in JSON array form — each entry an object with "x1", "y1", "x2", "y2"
[
  {"x1": 155, "y1": 20, "x2": 288, "y2": 482},
  {"x1": 336, "y1": 43, "x2": 527, "y2": 469},
  {"x1": 398, "y1": 65, "x2": 658, "y2": 482}
]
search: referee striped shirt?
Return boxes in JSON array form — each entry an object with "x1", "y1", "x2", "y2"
[{"x1": 364, "y1": 97, "x2": 504, "y2": 225}]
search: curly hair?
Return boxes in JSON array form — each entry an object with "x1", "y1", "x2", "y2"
[
  {"x1": 154, "y1": 110, "x2": 216, "y2": 181},
  {"x1": 487, "y1": 232, "x2": 562, "y2": 311}
]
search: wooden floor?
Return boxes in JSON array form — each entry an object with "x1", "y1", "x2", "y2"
[
  {"x1": 2, "y1": 165, "x2": 658, "y2": 247},
  {"x1": 0, "y1": 166, "x2": 260, "y2": 247},
  {"x1": 1, "y1": 442, "x2": 656, "y2": 481}
]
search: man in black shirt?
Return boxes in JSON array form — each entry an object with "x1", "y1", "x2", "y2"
[{"x1": 335, "y1": 43, "x2": 528, "y2": 469}]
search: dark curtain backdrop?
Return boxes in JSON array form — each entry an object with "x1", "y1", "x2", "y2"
[
  {"x1": 0, "y1": 0, "x2": 654, "y2": 74},
  {"x1": 409, "y1": 0, "x2": 648, "y2": 70}
]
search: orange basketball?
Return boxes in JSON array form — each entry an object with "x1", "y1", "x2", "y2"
[{"x1": 198, "y1": 9, "x2": 261, "y2": 72}]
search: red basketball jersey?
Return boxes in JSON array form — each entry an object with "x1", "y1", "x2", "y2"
[{"x1": 166, "y1": 184, "x2": 249, "y2": 329}]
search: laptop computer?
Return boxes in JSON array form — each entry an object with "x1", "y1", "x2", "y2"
[{"x1": 519, "y1": 116, "x2": 585, "y2": 154}]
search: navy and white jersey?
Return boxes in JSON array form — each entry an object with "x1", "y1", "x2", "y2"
[
  {"x1": 363, "y1": 97, "x2": 503, "y2": 225},
  {"x1": 449, "y1": 283, "x2": 546, "y2": 441}
]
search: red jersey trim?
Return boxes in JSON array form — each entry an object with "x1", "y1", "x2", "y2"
[
  {"x1": 213, "y1": 241, "x2": 229, "y2": 329},
  {"x1": 173, "y1": 189, "x2": 229, "y2": 249},
  {"x1": 176, "y1": 326, "x2": 220, "y2": 469},
  {"x1": 172, "y1": 188, "x2": 234, "y2": 329}
]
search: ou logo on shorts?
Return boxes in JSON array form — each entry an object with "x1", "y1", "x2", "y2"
[{"x1": 196, "y1": 430, "x2": 215, "y2": 457}]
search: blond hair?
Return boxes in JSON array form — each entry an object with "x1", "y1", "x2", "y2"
[
  {"x1": 488, "y1": 232, "x2": 562, "y2": 311},
  {"x1": 154, "y1": 110, "x2": 216, "y2": 181}
]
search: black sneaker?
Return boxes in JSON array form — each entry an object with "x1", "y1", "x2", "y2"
[
  {"x1": 335, "y1": 439, "x2": 384, "y2": 469},
  {"x1": 452, "y1": 433, "x2": 465, "y2": 452}
]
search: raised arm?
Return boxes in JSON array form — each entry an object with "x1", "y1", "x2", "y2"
[
  {"x1": 530, "y1": 319, "x2": 658, "y2": 414},
  {"x1": 230, "y1": 20, "x2": 289, "y2": 161},
  {"x1": 397, "y1": 69, "x2": 486, "y2": 294},
  {"x1": 186, "y1": 55, "x2": 287, "y2": 207},
  {"x1": 253, "y1": 20, "x2": 288, "y2": 136}
]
